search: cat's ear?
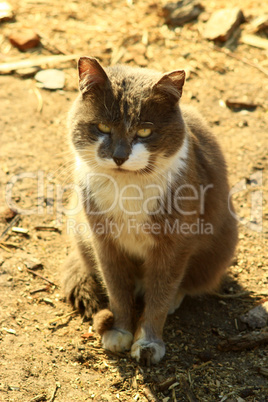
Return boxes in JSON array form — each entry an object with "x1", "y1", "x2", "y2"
[
  {"x1": 152, "y1": 70, "x2": 185, "y2": 103},
  {"x1": 78, "y1": 57, "x2": 109, "y2": 95}
]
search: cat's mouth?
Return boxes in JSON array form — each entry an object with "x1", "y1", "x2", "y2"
[{"x1": 111, "y1": 159, "x2": 155, "y2": 175}]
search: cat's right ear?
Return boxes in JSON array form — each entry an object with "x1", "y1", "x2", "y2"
[
  {"x1": 152, "y1": 70, "x2": 185, "y2": 104},
  {"x1": 78, "y1": 57, "x2": 109, "y2": 96}
]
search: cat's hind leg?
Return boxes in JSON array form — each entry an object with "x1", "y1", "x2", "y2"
[{"x1": 63, "y1": 250, "x2": 107, "y2": 319}]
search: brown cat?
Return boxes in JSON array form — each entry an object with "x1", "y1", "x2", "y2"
[{"x1": 63, "y1": 57, "x2": 238, "y2": 365}]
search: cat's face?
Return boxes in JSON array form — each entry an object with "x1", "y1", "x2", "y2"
[{"x1": 70, "y1": 57, "x2": 187, "y2": 176}]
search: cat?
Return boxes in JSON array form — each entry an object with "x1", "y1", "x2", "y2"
[{"x1": 63, "y1": 56, "x2": 238, "y2": 365}]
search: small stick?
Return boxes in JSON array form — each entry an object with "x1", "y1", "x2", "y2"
[
  {"x1": 258, "y1": 367, "x2": 268, "y2": 377},
  {"x1": 0, "y1": 214, "x2": 20, "y2": 241},
  {"x1": 27, "y1": 268, "x2": 58, "y2": 287},
  {"x1": 12, "y1": 227, "x2": 29, "y2": 234},
  {"x1": 0, "y1": 54, "x2": 80, "y2": 74},
  {"x1": 30, "y1": 286, "x2": 51, "y2": 295},
  {"x1": 180, "y1": 377, "x2": 199, "y2": 402},
  {"x1": 48, "y1": 384, "x2": 59, "y2": 402},
  {"x1": 212, "y1": 291, "x2": 251, "y2": 299},
  {"x1": 218, "y1": 332, "x2": 268, "y2": 351},
  {"x1": 48, "y1": 310, "x2": 78, "y2": 325},
  {"x1": 33, "y1": 87, "x2": 43, "y2": 113},
  {"x1": 143, "y1": 386, "x2": 159, "y2": 402},
  {"x1": 29, "y1": 394, "x2": 47, "y2": 402},
  {"x1": 158, "y1": 376, "x2": 177, "y2": 392},
  {"x1": 0, "y1": 241, "x2": 22, "y2": 248},
  {"x1": 0, "y1": 243, "x2": 12, "y2": 252},
  {"x1": 214, "y1": 45, "x2": 268, "y2": 77},
  {"x1": 35, "y1": 225, "x2": 61, "y2": 233}
]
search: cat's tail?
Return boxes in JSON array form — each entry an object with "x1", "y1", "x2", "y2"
[
  {"x1": 93, "y1": 309, "x2": 114, "y2": 335},
  {"x1": 63, "y1": 251, "x2": 108, "y2": 319}
]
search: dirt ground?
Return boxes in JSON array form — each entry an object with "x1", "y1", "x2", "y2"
[{"x1": 0, "y1": 0, "x2": 267, "y2": 401}]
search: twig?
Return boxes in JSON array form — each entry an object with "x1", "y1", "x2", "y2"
[
  {"x1": 0, "y1": 214, "x2": 20, "y2": 241},
  {"x1": 143, "y1": 386, "x2": 159, "y2": 402},
  {"x1": 0, "y1": 243, "x2": 12, "y2": 252},
  {"x1": 30, "y1": 285, "x2": 51, "y2": 295},
  {"x1": 33, "y1": 87, "x2": 43, "y2": 113},
  {"x1": 48, "y1": 384, "x2": 59, "y2": 402},
  {"x1": 214, "y1": 45, "x2": 268, "y2": 77},
  {"x1": 258, "y1": 367, "x2": 268, "y2": 377},
  {"x1": 12, "y1": 227, "x2": 29, "y2": 235},
  {"x1": 35, "y1": 225, "x2": 61, "y2": 233},
  {"x1": 218, "y1": 332, "x2": 268, "y2": 351},
  {"x1": 158, "y1": 376, "x2": 177, "y2": 392},
  {"x1": 29, "y1": 393, "x2": 47, "y2": 402},
  {"x1": 48, "y1": 310, "x2": 78, "y2": 325},
  {"x1": 27, "y1": 268, "x2": 58, "y2": 287},
  {"x1": 0, "y1": 54, "x2": 80, "y2": 74},
  {"x1": 212, "y1": 291, "x2": 251, "y2": 299},
  {"x1": 0, "y1": 241, "x2": 22, "y2": 248},
  {"x1": 180, "y1": 377, "x2": 199, "y2": 402}
]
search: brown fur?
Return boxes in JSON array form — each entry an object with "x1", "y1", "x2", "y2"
[{"x1": 63, "y1": 57, "x2": 238, "y2": 365}]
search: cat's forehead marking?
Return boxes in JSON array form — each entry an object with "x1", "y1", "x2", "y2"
[{"x1": 109, "y1": 76, "x2": 143, "y2": 131}]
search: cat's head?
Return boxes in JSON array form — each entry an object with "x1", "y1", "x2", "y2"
[{"x1": 70, "y1": 57, "x2": 187, "y2": 176}]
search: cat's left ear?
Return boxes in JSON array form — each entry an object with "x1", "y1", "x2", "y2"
[
  {"x1": 152, "y1": 70, "x2": 185, "y2": 103},
  {"x1": 78, "y1": 57, "x2": 109, "y2": 96}
]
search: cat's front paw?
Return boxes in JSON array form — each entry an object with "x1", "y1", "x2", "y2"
[
  {"x1": 131, "y1": 339, "x2": 165, "y2": 366},
  {"x1": 102, "y1": 329, "x2": 133, "y2": 353}
]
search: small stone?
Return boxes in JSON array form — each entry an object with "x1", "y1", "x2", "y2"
[
  {"x1": 0, "y1": 207, "x2": 17, "y2": 222},
  {"x1": 225, "y1": 98, "x2": 258, "y2": 110},
  {"x1": 0, "y1": 1, "x2": 14, "y2": 22},
  {"x1": 24, "y1": 257, "x2": 43, "y2": 270},
  {"x1": 203, "y1": 8, "x2": 245, "y2": 42},
  {"x1": 16, "y1": 67, "x2": 40, "y2": 78},
  {"x1": 239, "y1": 301, "x2": 268, "y2": 329},
  {"x1": 238, "y1": 120, "x2": 248, "y2": 128},
  {"x1": 35, "y1": 69, "x2": 65, "y2": 90},
  {"x1": 198, "y1": 350, "x2": 213, "y2": 362},
  {"x1": 162, "y1": 0, "x2": 204, "y2": 26},
  {"x1": 239, "y1": 388, "x2": 255, "y2": 398},
  {"x1": 9, "y1": 29, "x2": 40, "y2": 51}
]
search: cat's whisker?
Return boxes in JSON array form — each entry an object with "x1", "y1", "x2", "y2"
[{"x1": 50, "y1": 161, "x2": 75, "y2": 180}]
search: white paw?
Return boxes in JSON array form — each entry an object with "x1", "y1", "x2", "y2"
[
  {"x1": 102, "y1": 328, "x2": 133, "y2": 353},
  {"x1": 131, "y1": 339, "x2": 165, "y2": 365}
]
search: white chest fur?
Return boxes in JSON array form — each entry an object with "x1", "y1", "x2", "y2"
[{"x1": 85, "y1": 171, "x2": 163, "y2": 259}]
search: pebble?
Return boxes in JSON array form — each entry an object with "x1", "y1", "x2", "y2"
[
  {"x1": 0, "y1": 1, "x2": 14, "y2": 22},
  {"x1": 35, "y1": 69, "x2": 65, "y2": 90},
  {"x1": 239, "y1": 301, "x2": 268, "y2": 329},
  {"x1": 23, "y1": 256, "x2": 43, "y2": 270},
  {"x1": 16, "y1": 67, "x2": 40, "y2": 78},
  {"x1": 162, "y1": 0, "x2": 204, "y2": 26},
  {"x1": 9, "y1": 29, "x2": 40, "y2": 51},
  {"x1": 0, "y1": 207, "x2": 17, "y2": 222},
  {"x1": 203, "y1": 7, "x2": 245, "y2": 42}
]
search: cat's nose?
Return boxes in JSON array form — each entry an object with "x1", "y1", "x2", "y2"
[
  {"x1": 112, "y1": 143, "x2": 129, "y2": 166},
  {"x1": 113, "y1": 156, "x2": 128, "y2": 166}
]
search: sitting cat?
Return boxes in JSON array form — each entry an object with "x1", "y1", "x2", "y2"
[{"x1": 63, "y1": 57, "x2": 238, "y2": 365}]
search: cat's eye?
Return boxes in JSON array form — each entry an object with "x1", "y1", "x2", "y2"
[
  {"x1": 97, "y1": 123, "x2": 111, "y2": 134},
  {"x1": 137, "y1": 128, "x2": 152, "y2": 138}
]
